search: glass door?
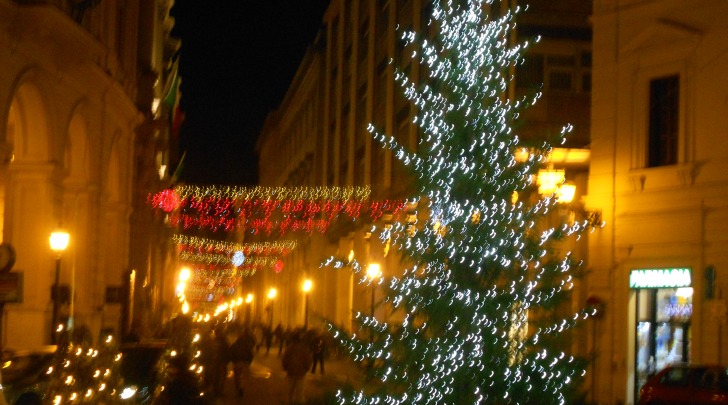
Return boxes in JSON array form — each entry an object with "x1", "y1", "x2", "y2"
[{"x1": 634, "y1": 287, "x2": 693, "y2": 400}]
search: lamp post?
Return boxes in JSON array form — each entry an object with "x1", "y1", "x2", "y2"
[
  {"x1": 366, "y1": 263, "x2": 381, "y2": 319},
  {"x1": 49, "y1": 230, "x2": 69, "y2": 344},
  {"x1": 302, "y1": 279, "x2": 312, "y2": 328},
  {"x1": 267, "y1": 288, "x2": 277, "y2": 328},
  {"x1": 245, "y1": 293, "x2": 253, "y2": 326}
]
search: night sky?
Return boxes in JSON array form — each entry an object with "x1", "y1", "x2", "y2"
[{"x1": 170, "y1": 1, "x2": 330, "y2": 185}]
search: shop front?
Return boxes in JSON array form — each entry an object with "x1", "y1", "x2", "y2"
[{"x1": 630, "y1": 267, "x2": 693, "y2": 401}]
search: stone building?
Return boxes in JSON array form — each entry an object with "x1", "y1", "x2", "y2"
[
  {"x1": 588, "y1": 0, "x2": 728, "y2": 403},
  {"x1": 0, "y1": 0, "x2": 177, "y2": 348}
]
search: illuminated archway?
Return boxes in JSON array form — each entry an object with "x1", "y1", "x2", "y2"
[{"x1": 7, "y1": 80, "x2": 51, "y2": 162}]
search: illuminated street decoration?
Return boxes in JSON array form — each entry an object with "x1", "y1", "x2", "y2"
[
  {"x1": 149, "y1": 185, "x2": 409, "y2": 234},
  {"x1": 150, "y1": 189, "x2": 409, "y2": 305},
  {"x1": 231, "y1": 251, "x2": 245, "y2": 266},
  {"x1": 171, "y1": 235, "x2": 298, "y2": 304},
  {"x1": 172, "y1": 234, "x2": 297, "y2": 256},
  {"x1": 173, "y1": 184, "x2": 372, "y2": 201}
]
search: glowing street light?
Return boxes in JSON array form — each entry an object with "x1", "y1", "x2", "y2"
[
  {"x1": 176, "y1": 267, "x2": 191, "y2": 302},
  {"x1": 302, "y1": 279, "x2": 313, "y2": 328},
  {"x1": 367, "y1": 263, "x2": 381, "y2": 319},
  {"x1": 179, "y1": 267, "x2": 191, "y2": 282},
  {"x1": 366, "y1": 263, "x2": 381, "y2": 280}
]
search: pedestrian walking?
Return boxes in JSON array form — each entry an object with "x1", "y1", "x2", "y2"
[
  {"x1": 230, "y1": 326, "x2": 256, "y2": 397},
  {"x1": 209, "y1": 325, "x2": 230, "y2": 399},
  {"x1": 263, "y1": 325, "x2": 274, "y2": 354},
  {"x1": 282, "y1": 329, "x2": 313, "y2": 404},
  {"x1": 310, "y1": 329, "x2": 326, "y2": 374},
  {"x1": 279, "y1": 325, "x2": 292, "y2": 356},
  {"x1": 274, "y1": 323, "x2": 284, "y2": 352}
]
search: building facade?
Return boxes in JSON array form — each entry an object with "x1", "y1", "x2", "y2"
[
  {"x1": 255, "y1": 0, "x2": 592, "y2": 348},
  {"x1": 0, "y1": 0, "x2": 176, "y2": 348},
  {"x1": 588, "y1": 0, "x2": 728, "y2": 403}
]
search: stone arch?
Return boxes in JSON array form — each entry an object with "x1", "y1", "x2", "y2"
[
  {"x1": 7, "y1": 78, "x2": 52, "y2": 162},
  {"x1": 106, "y1": 134, "x2": 121, "y2": 202},
  {"x1": 65, "y1": 104, "x2": 92, "y2": 184}
]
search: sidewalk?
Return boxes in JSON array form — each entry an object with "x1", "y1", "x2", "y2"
[{"x1": 219, "y1": 347, "x2": 363, "y2": 404}]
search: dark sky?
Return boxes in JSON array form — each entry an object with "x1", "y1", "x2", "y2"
[{"x1": 170, "y1": 1, "x2": 330, "y2": 185}]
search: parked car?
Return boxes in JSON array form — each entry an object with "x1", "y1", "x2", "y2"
[
  {"x1": 0, "y1": 346, "x2": 57, "y2": 405},
  {"x1": 639, "y1": 364, "x2": 728, "y2": 405}
]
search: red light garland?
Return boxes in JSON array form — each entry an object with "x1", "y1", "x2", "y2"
[{"x1": 149, "y1": 186, "x2": 410, "y2": 235}]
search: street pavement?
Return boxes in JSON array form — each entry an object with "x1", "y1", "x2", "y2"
[{"x1": 215, "y1": 346, "x2": 363, "y2": 405}]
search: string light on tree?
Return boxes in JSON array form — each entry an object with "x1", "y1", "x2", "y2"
[{"x1": 328, "y1": 1, "x2": 598, "y2": 404}]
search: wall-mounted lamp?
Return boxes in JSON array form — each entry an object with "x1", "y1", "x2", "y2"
[
  {"x1": 537, "y1": 168, "x2": 565, "y2": 196},
  {"x1": 556, "y1": 182, "x2": 576, "y2": 204},
  {"x1": 537, "y1": 169, "x2": 577, "y2": 204}
]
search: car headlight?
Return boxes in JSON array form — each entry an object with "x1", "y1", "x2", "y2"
[{"x1": 120, "y1": 386, "x2": 138, "y2": 400}]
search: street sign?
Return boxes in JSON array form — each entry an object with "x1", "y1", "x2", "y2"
[{"x1": 0, "y1": 272, "x2": 22, "y2": 303}]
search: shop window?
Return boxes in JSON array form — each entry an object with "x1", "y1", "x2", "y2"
[{"x1": 635, "y1": 286, "x2": 692, "y2": 397}]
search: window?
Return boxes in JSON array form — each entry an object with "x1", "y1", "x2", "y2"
[
  {"x1": 517, "y1": 51, "x2": 591, "y2": 92},
  {"x1": 548, "y1": 71, "x2": 573, "y2": 91},
  {"x1": 648, "y1": 75, "x2": 679, "y2": 167},
  {"x1": 516, "y1": 54, "x2": 544, "y2": 89},
  {"x1": 546, "y1": 54, "x2": 576, "y2": 91}
]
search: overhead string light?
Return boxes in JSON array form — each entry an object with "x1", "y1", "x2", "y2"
[
  {"x1": 149, "y1": 185, "x2": 409, "y2": 235},
  {"x1": 172, "y1": 234, "x2": 297, "y2": 257}
]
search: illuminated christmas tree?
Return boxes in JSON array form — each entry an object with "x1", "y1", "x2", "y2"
[{"x1": 331, "y1": 1, "x2": 597, "y2": 404}]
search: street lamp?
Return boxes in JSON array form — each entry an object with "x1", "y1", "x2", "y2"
[
  {"x1": 302, "y1": 279, "x2": 313, "y2": 328},
  {"x1": 176, "y1": 267, "x2": 191, "y2": 315},
  {"x1": 366, "y1": 263, "x2": 381, "y2": 319},
  {"x1": 267, "y1": 288, "x2": 277, "y2": 328},
  {"x1": 179, "y1": 266, "x2": 191, "y2": 283},
  {"x1": 49, "y1": 230, "x2": 70, "y2": 344}
]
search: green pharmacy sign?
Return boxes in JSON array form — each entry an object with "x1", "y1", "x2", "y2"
[{"x1": 629, "y1": 268, "x2": 692, "y2": 289}]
